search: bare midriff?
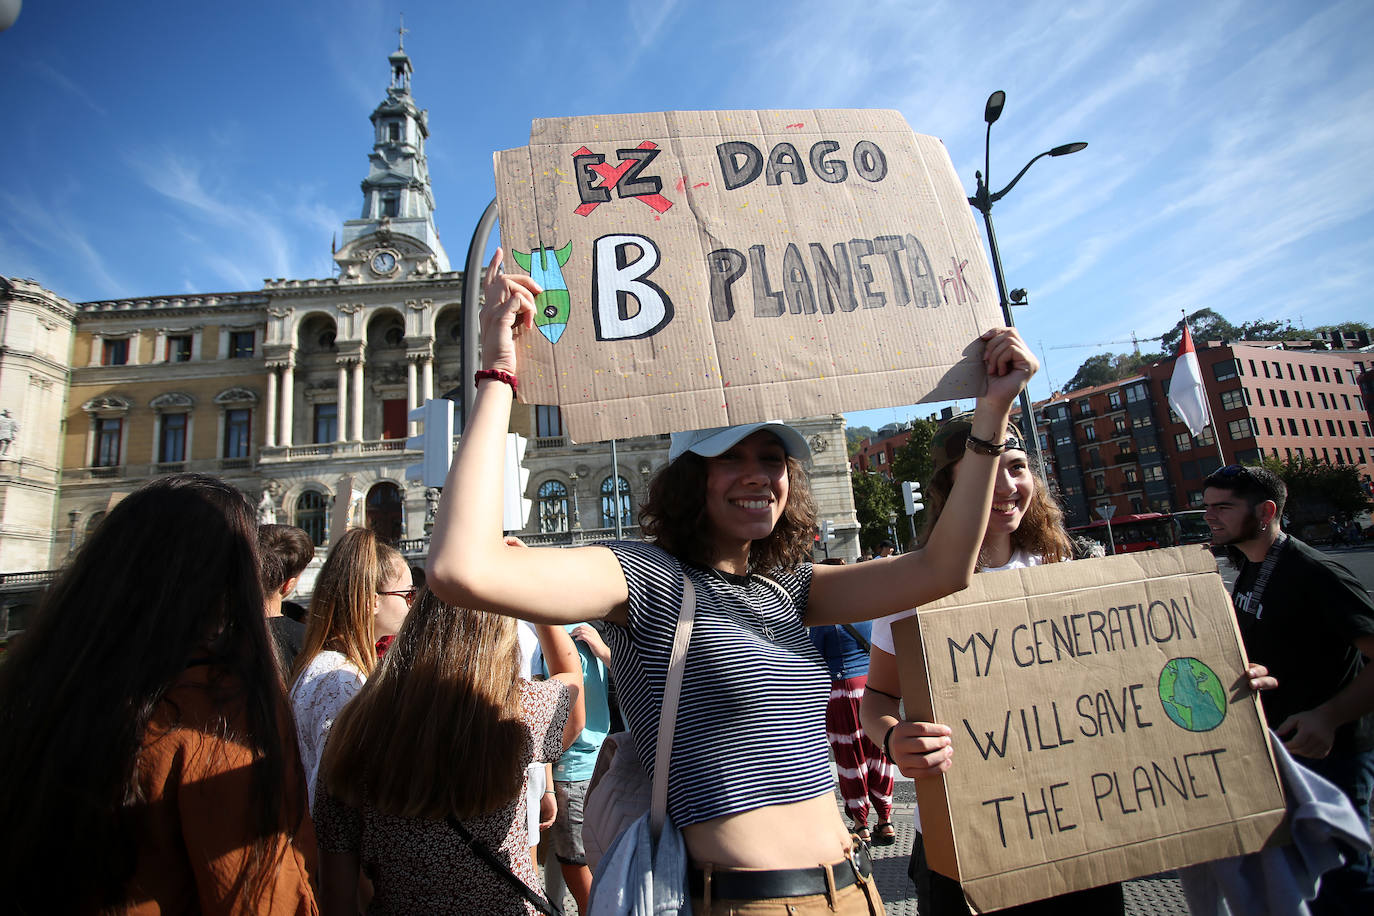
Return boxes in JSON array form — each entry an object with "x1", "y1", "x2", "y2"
[{"x1": 681, "y1": 793, "x2": 853, "y2": 869}]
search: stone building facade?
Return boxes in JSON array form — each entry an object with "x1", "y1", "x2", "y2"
[{"x1": 0, "y1": 40, "x2": 860, "y2": 600}]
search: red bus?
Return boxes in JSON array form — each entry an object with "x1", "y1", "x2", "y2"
[{"x1": 1067, "y1": 512, "x2": 1183, "y2": 555}]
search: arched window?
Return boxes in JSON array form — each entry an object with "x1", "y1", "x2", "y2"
[
  {"x1": 295, "y1": 491, "x2": 328, "y2": 546},
  {"x1": 600, "y1": 476, "x2": 631, "y2": 529},
  {"x1": 366, "y1": 482, "x2": 404, "y2": 545},
  {"x1": 538, "y1": 480, "x2": 568, "y2": 533}
]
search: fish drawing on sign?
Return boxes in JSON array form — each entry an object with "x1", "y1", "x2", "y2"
[{"x1": 511, "y1": 242, "x2": 573, "y2": 344}]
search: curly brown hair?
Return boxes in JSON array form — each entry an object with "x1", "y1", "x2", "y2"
[
  {"x1": 639, "y1": 452, "x2": 818, "y2": 571},
  {"x1": 920, "y1": 453, "x2": 1073, "y2": 567}
]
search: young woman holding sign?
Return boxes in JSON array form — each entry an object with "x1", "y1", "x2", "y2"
[
  {"x1": 859, "y1": 414, "x2": 1276, "y2": 915},
  {"x1": 425, "y1": 249, "x2": 1037, "y2": 915}
]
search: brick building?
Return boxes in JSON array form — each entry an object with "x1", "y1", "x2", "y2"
[
  {"x1": 1039, "y1": 336, "x2": 1374, "y2": 527},
  {"x1": 849, "y1": 424, "x2": 912, "y2": 477}
]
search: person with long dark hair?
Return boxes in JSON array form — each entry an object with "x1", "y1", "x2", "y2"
[
  {"x1": 313, "y1": 589, "x2": 584, "y2": 914},
  {"x1": 0, "y1": 473, "x2": 316, "y2": 913},
  {"x1": 424, "y1": 251, "x2": 1037, "y2": 915}
]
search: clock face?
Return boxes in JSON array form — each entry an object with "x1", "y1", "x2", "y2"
[{"x1": 371, "y1": 251, "x2": 398, "y2": 275}]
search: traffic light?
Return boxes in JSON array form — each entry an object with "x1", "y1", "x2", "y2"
[
  {"x1": 405, "y1": 399, "x2": 455, "y2": 489},
  {"x1": 822, "y1": 519, "x2": 835, "y2": 543},
  {"x1": 502, "y1": 433, "x2": 531, "y2": 532},
  {"x1": 902, "y1": 480, "x2": 924, "y2": 515}
]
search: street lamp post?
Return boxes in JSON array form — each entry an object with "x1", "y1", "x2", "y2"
[{"x1": 967, "y1": 90, "x2": 1086, "y2": 473}]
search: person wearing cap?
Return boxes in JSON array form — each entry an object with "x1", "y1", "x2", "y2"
[
  {"x1": 858, "y1": 415, "x2": 1273, "y2": 915},
  {"x1": 425, "y1": 249, "x2": 1039, "y2": 915}
]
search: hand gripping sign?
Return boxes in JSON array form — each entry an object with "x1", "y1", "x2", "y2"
[{"x1": 494, "y1": 110, "x2": 1003, "y2": 442}]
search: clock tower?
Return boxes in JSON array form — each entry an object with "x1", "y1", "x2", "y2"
[{"x1": 335, "y1": 31, "x2": 450, "y2": 281}]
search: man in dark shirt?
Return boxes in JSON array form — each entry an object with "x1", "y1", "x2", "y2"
[
  {"x1": 257, "y1": 524, "x2": 315, "y2": 674},
  {"x1": 1203, "y1": 464, "x2": 1374, "y2": 912}
]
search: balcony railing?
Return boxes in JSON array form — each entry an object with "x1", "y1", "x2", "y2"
[
  {"x1": 259, "y1": 439, "x2": 420, "y2": 463},
  {"x1": 393, "y1": 526, "x2": 644, "y2": 558}
]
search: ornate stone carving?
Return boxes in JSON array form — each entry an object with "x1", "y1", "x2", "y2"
[
  {"x1": 81, "y1": 395, "x2": 133, "y2": 413},
  {"x1": 149, "y1": 392, "x2": 195, "y2": 411},
  {"x1": 0, "y1": 410, "x2": 18, "y2": 456},
  {"x1": 213, "y1": 387, "x2": 259, "y2": 406}
]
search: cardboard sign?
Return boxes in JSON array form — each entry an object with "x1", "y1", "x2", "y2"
[
  {"x1": 893, "y1": 546, "x2": 1285, "y2": 913},
  {"x1": 494, "y1": 110, "x2": 1002, "y2": 442}
]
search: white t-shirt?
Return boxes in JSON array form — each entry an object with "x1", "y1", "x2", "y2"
[
  {"x1": 870, "y1": 549, "x2": 1043, "y2": 655},
  {"x1": 518, "y1": 621, "x2": 545, "y2": 846},
  {"x1": 290, "y1": 649, "x2": 366, "y2": 806}
]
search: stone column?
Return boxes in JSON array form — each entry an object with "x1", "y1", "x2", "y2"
[
  {"x1": 265, "y1": 368, "x2": 278, "y2": 448},
  {"x1": 421, "y1": 356, "x2": 434, "y2": 403},
  {"x1": 406, "y1": 358, "x2": 419, "y2": 436},
  {"x1": 336, "y1": 362, "x2": 349, "y2": 443},
  {"x1": 351, "y1": 360, "x2": 365, "y2": 441},
  {"x1": 280, "y1": 362, "x2": 295, "y2": 447}
]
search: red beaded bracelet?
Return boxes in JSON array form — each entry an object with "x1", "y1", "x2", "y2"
[{"x1": 473, "y1": 368, "x2": 518, "y2": 395}]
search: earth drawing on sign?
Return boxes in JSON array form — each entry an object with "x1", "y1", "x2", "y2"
[{"x1": 1158, "y1": 657, "x2": 1227, "y2": 732}]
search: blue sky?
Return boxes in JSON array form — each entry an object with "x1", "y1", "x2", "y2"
[{"x1": 3, "y1": 0, "x2": 1372, "y2": 431}]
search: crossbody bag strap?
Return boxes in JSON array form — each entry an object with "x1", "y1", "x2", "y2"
[
  {"x1": 445, "y1": 814, "x2": 559, "y2": 916},
  {"x1": 841, "y1": 623, "x2": 871, "y2": 655},
  {"x1": 651, "y1": 572, "x2": 696, "y2": 837}
]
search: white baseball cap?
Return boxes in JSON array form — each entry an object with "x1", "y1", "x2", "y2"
[{"x1": 668, "y1": 422, "x2": 811, "y2": 464}]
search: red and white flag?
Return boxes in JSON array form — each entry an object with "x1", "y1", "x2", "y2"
[{"x1": 1168, "y1": 324, "x2": 1210, "y2": 439}]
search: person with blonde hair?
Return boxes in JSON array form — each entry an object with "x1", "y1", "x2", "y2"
[
  {"x1": 313, "y1": 589, "x2": 585, "y2": 914},
  {"x1": 424, "y1": 250, "x2": 1038, "y2": 915},
  {"x1": 291, "y1": 526, "x2": 412, "y2": 803}
]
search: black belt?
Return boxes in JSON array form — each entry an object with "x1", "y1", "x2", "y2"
[{"x1": 689, "y1": 845, "x2": 872, "y2": 900}]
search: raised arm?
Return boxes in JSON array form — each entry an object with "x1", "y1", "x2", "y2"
[
  {"x1": 807, "y1": 327, "x2": 1036, "y2": 625},
  {"x1": 425, "y1": 249, "x2": 630, "y2": 625}
]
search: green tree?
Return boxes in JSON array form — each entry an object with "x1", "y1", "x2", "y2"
[
  {"x1": 1235, "y1": 318, "x2": 1298, "y2": 341},
  {"x1": 846, "y1": 425, "x2": 877, "y2": 458},
  {"x1": 850, "y1": 470, "x2": 907, "y2": 553},
  {"x1": 1252, "y1": 454, "x2": 1373, "y2": 531},
  {"x1": 891, "y1": 418, "x2": 937, "y2": 484},
  {"x1": 1160, "y1": 308, "x2": 1240, "y2": 353},
  {"x1": 1064, "y1": 353, "x2": 1117, "y2": 392},
  {"x1": 1062, "y1": 351, "x2": 1164, "y2": 393}
]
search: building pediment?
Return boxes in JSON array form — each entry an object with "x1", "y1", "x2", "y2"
[
  {"x1": 149, "y1": 392, "x2": 195, "y2": 410},
  {"x1": 81, "y1": 395, "x2": 132, "y2": 413},
  {"x1": 214, "y1": 387, "x2": 259, "y2": 406}
]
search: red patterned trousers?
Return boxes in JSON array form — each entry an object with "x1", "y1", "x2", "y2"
[{"x1": 827, "y1": 675, "x2": 895, "y2": 828}]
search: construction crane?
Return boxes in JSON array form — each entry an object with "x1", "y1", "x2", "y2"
[{"x1": 1046, "y1": 332, "x2": 1163, "y2": 356}]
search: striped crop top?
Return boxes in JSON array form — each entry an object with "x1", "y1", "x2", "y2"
[{"x1": 602, "y1": 541, "x2": 834, "y2": 827}]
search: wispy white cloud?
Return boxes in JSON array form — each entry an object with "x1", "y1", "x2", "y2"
[
  {"x1": 29, "y1": 60, "x2": 108, "y2": 118},
  {"x1": 0, "y1": 187, "x2": 127, "y2": 299}
]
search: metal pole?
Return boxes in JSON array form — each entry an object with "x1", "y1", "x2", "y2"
[
  {"x1": 460, "y1": 199, "x2": 499, "y2": 432},
  {"x1": 610, "y1": 438, "x2": 623, "y2": 540},
  {"x1": 1106, "y1": 519, "x2": 1116, "y2": 556},
  {"x1": 977, "y1": 199, "x2": 1046, "y2": 472}
]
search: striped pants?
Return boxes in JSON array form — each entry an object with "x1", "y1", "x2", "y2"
[{"x1": 827, "y1": 675, "x2": 895, "y2": 828}]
